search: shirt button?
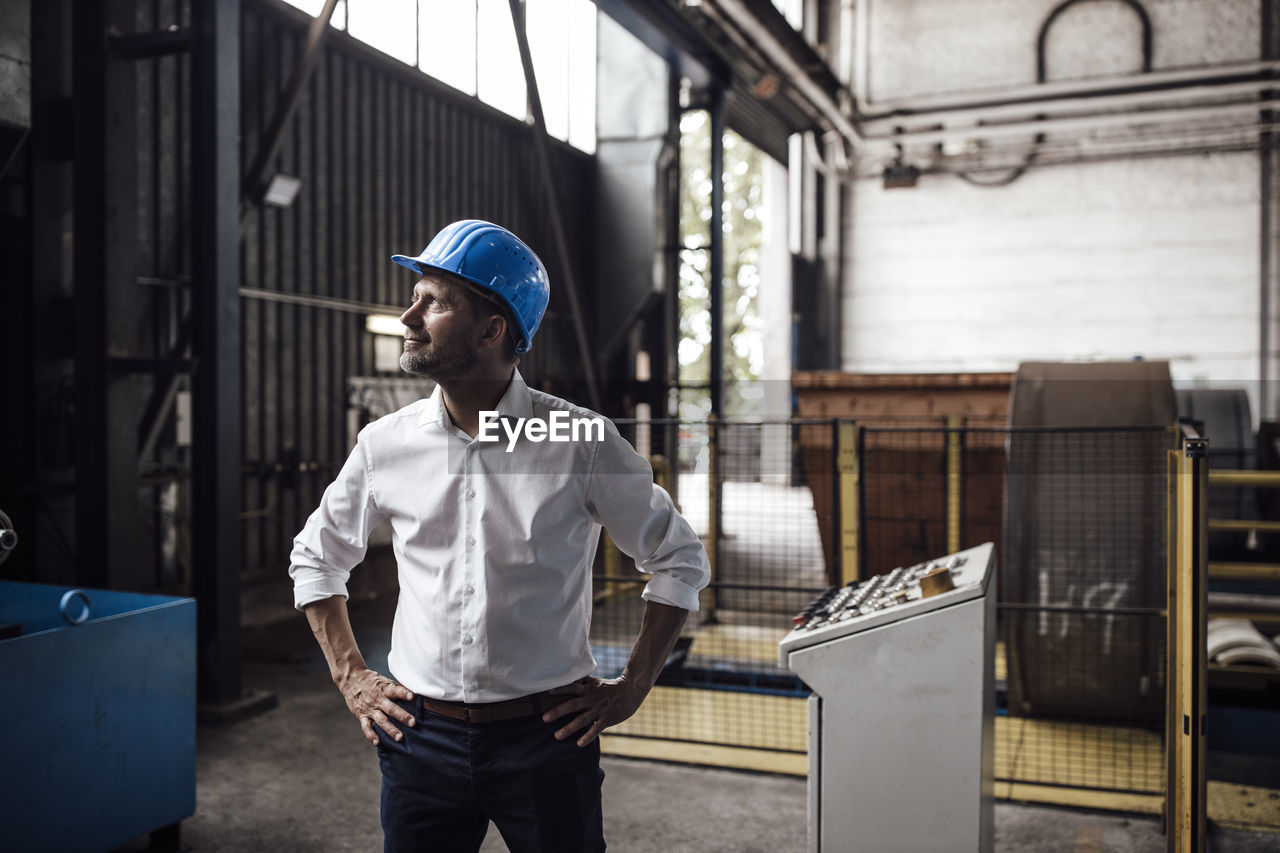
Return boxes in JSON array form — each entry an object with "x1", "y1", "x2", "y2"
[
  {"x1": 464, "y1": 584, "x2": 475, "y2": 596},
  {"x1": 462, "y1": 635, "x2": 473, "y2": 645},
  {"x1": 465, "y1": 488, "x2": 476, "y2": 499},
  {"x1": 466, "y1": 535, "x2": 476, "y2": 547}
]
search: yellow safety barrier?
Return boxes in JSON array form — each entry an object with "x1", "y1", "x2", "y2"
[
  {"x1": 1208, "y1": 469, "x2": 1280, "y2": 488},
  {"x1": 1209, "y1": 562, "x2": 1280, "y2": 582},
  {"x1": 1209, "y1": 519, "x2": 1280, "y2": 533},
  {"x1": 946, "y1": 415, "x2": 962, "y2": 555},
  {"x1": 1166, "y1": 440, "x2": 1209, "y2": 853},
  {"x1": 837, "y1": 422, "x2": 860, "y2": 585}
]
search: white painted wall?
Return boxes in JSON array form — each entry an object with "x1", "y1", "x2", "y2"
[
  {"x1": 862, "y1": 0, "x2": 1259, "y2": 102},
  {"x1": 841, "y1": 0, "x2": 1272, "y2": 416},
  {"x1": 845, "y1": 152, "x2": 1259, "y2": 382}
]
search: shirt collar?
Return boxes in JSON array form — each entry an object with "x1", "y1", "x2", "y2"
[{"x1": 418, "y1": 368, "x2": 533, "y2": 431}]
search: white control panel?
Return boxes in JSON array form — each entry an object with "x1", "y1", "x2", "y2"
[
  {"x1": 780, "y1": 543, "x2": 996, "y2": 853},
  {"x1": 780, "y1": 542, "x2": 993, "y2": 662}
]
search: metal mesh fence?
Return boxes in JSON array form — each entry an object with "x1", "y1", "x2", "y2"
[
  {"x1": 591, "y1": 420, "x2": 827, "y2": 758},
  {"x1": 999, "y1": 425, "x2": 1175, "y2": 798},
  {"x1": 590, "y1": 417, "x2": 1175, "y2": 799}
]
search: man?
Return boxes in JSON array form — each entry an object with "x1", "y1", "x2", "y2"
[{"x1": 289, "y1": 219, "x2": 710, "y2": 853}]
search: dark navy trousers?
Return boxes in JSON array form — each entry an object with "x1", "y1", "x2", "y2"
[{"x1": 377, "y1": 698, "x2": 606, "y2": 853}]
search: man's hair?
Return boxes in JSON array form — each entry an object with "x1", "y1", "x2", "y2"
[{"x1": 457, "y1": 281, "x2": 519, "y2": 364}]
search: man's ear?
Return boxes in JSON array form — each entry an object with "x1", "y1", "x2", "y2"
[{"x1": 477, "y1": 313, "x2": 507, "y2": 351}]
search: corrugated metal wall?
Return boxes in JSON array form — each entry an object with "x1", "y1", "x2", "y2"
[
  {"x1": 238, "y1": 1, "x2": 596, "y2": 580},
  {"x1": 137, "y1": 0, "x2": 597, "y2": 581}
]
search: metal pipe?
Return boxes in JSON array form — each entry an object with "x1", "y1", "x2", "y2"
[
  {"x1": 239, "y1": 286, "x2": 402, "y2": 317},
  {"x1": 142, "y1": 284, "x2": 406, "y2": 469},
  {"x1": 1209, "y1": 562, "x2": 1280, "y2": 581},
  {"x1": 859, "y1": 80, "x2": 1277, "y2": 137},
  {"x1": 885, "y1": 130, "x2": 1277, "y2": 181},
  {"x1": 854, "y1": 0, "x2": 1280, "y2": 116},
  {"x1": 1036, "y1": 0, "x2": 1152, "y2": 87},
  {"x1": 867, "y1": 101, "x2": 1274, "y2": 149},
  {"x1": 852, "y1": 0, "x2": 1280, "y2": 173},
  {"x1": 1207, "y1": 591, "x2": 1280, "y2": 613},
  {"x1": 719, "y1": 0, "x2": 1278, "y2": 169},
  {"x1": 853, "y1": 119, "x2": 1280, "y2": 179},
  {"x1": 697, "y1": 1, "x2": 827, "y2": 129},
  {"x1": 710, "y1": 0, "x2": 863, "y2": 145},
  {"x1": 1208, "y1": 469, "x2": 1280, "y2": 487},
  {"x1": 1210, "y1": 519, "x2": 1280, "y2": 533}
]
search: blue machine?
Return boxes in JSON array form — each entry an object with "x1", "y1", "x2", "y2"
[{"x1": 0, "y1": 581, "x2": 196, "y2": 851}]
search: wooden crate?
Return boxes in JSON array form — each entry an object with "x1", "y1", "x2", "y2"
[{"x1": 793, "y1": 371, "x2": 1013, "y2": 580}]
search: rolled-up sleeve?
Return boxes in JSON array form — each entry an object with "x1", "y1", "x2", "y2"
[
  {"x1": 289, "y1": 434, "x2": 386, "y2": 610},
  {"x1": 585, "y1": 424, "x2": 710, "y2": 611}
]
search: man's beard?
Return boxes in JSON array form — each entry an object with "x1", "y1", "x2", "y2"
[{"x1": 400, "y1": 335, "x2": 478, "y2": 382}]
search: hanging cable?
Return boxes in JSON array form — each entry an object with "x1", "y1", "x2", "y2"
[{"x1": 956, "y1": 0, "x2": 1154, "y2": 187}]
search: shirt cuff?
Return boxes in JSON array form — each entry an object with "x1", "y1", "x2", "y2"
[
  {"x1": 292, "y1": 578, "x2": 350, "y2": 611},
  {"x1": 641, "y1": 572, "x2": 702, "y2": 612}
]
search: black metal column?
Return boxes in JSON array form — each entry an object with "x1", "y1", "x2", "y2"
[
  {"x1": 191, "y1": 0, "x2": 246, "y2": 709},
  {"x1": 1262, "y1": 0, "x2": 1276, "y2": 419},
  {"x1": 507, "y1": 0, "x2": 601, "y2": 411},
  {"x1": 709, "y1": 86, "x2": 725, "y2": 420},
  {"x1": 72, "y1": 0, "x2": 143, "y2": 590}
]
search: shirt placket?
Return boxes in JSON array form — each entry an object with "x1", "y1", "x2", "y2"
[{"x1": 460, "y1": 436, "x2": 478, "y2": 702}]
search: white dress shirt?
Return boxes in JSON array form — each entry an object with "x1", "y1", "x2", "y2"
[{"x1": 289, "y1": 370, "x2": 710, "y2": 702}]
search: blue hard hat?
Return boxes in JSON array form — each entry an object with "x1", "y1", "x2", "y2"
[{"x1": 391, "y1": 220, "x2": 550, "y2": 353}]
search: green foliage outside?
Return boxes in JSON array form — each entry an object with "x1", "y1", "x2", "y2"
[{"x1": 678, "y1": 111, "x2": 765, "y2": 421}]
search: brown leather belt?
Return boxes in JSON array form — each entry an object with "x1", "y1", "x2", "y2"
[{"x1": 417, "y1": 690, "x2": 556, "y2": 724}]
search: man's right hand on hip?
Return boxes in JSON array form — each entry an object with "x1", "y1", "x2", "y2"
[{"x1": 337, "y1": 668, "x2": 417, "y2": 747}]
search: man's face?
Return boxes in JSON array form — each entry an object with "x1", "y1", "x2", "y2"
[{"x1": 398, "y1": 274, "x2": 484, "y2": 381}]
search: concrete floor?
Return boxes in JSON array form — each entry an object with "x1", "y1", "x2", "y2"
[{"x1": 109, "y1": 653, "x2": 1280, "y2": 853}]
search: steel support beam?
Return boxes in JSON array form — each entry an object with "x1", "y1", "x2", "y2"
[
  {"x1": 1261, "y1": 0, "x2": 1276, "y2": 419},
  {"x1": 107, "y1": 27, "x2": 191, "y2": 59},
  {"x1": 72, "y1": 0, "x2": 142, "y2": 590},
  {"x1": 240, "y1": 0, "x2": 337, "y2": 216},
  {"x1": 508, "y1": 0, "x2": 601, "y2": 411},
  {"x1": 709, "y1": 86, "x2": 725, "y2": 420},
  {"x1": 592, "y1": 0, "x2": 723, "y2": 90},
  {"x1": 191, "y1": 0, "x2": 245, "y2": 708}
]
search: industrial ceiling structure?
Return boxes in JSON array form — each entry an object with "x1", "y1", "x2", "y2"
[{"x1": 1, "y1": 0, "x2": 1276, "y2": 713}]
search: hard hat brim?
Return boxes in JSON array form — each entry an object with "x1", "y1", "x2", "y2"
[{"x1": 390, "y1": 254, "x2": 426, "y2": 275}]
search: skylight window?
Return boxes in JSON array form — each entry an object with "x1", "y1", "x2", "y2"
[{"x1": 281, "y1": 0, "x2": 596, "y2": 152}]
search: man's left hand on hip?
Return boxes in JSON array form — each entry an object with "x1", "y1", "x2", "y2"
[{"x1": 542, "y1": 676, "x2": 648, "y2": 747}]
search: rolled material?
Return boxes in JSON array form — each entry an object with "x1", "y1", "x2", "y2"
[
  {"x1": 1207, "y1": 618, "x2": 1280, "y2": 668},
  {"x1": 1002, "y1": 360, "x2": 1174, "y2": 724}
]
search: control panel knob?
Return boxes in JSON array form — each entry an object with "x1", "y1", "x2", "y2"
[{"x1": 918, "y1": 567, "x2": 956, "y2": 598}]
